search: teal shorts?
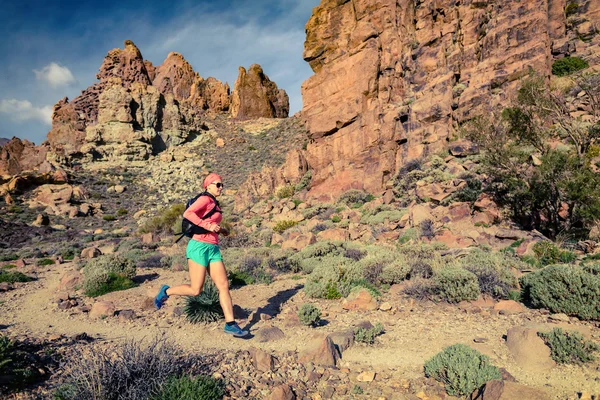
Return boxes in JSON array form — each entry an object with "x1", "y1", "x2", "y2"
[{"x1": 186, "y1": 240, "x2": 222, "y2": 267}]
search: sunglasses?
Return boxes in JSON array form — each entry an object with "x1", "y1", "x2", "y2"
[{"x1": 212, "y1": 182, "x2": 224, "y2": 188}]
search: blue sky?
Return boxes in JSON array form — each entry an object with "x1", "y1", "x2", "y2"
[{"x1": 0, "y1": 0, "x2": 321, "y2": 145}]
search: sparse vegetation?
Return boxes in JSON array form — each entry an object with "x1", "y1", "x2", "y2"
[
  {"x1": 425, "y1": 344, "x2": 501, "y2": 396},
  {"x1": 139, "y1": 204, "x2": 185, "y2": 235},
  {"x1": 297, "y1": 303, "x2": 321, "y2": 326},
  {"x1": 54, "y1": 337, "x2": 182, "y2": 400},
  {"x1": 538, "y1": 328, "x2": 599, "y2": 364},
  {"x1": 520, "y1": 264, "x2": 600, "y2": 320},
  {"x1": 354, "y1": 323, "x2": 384, "y2": 344},
  {"x1": 273, "y1": 220, "x2": 298, "y2": 233},
  {"x1": 552, "y1": 56, "x2": 588, "y2": 77},
  {"x1": 431, "y1": 268, "x2": 480, "y2": 303},
  {"x1": 276, "y1": 185, "x2": 295, "y2": 199},
  {"x1": 0, "y1": 270, "x2": 34, "y2": 284},
  {"x1": 183, "y1": 280, "x2": 224, "y2": 324},
  {"x1": 149, "y1": 374, "x2": 225, "y2": 400},
  {"x1": 82, "y1": 254, "x2": 136, "y2": 297}
]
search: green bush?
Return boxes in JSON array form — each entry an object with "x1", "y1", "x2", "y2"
[
  {"x1": 183, "y1": 281, "x2": 224, "y2": 324},
  {"x1": 0, "y1": 270, "x2": 34, "y2": 284},
  {"x1": 83, "y1": 255, "x2": 136, "y2": 297},
  {"x1": 338, "y1": 189, "x2": 373, "y2": 207},
  {"x1": 0, "y1": 335, "x2": 39, "y2": 392},
  {"x1": 273, "y1": 220, "x2": 297, "y2": 234},
  {"x1": 532, "y1": 241, "x2": 561, "y2": 266},
  {"x1": 276, "y1": 185, "x2": 295, "y2": 199},
  {"x1": 354, "y1": 323, "x2": 384, "y2": 344},
  {"x1": 139, "y1": 204, "x2": 185, "y2": 234},
  {"x1": 298, "y1": 303, "x2": 321, "y2": 326},
  {"x1": 459, "y1": 250, "x2": 520, "y2": 299},
  {"x1": 432, "y1": 268, "x2": 480, "y2": 303},
  {"x1": 331, "y1": 215, "x2": 341, "y2": 223},
  {"x1": 150, "y1": 374, "x2": 225, "y2": 400},
  {"x1": 552, "y1": 57, "x2": 589, "y2": 77},
  {"x1": 295, "y1": 170, "x2": 312, "y2": 191},
  {"x1": 565, "y1": 2, "x2": 579, "y2": 16},
  {"x1": 520, "y1": 264, "x2": 600, "y2": 320},
  {"x1": 116, "y1": 208, "x2": 128, "y2": 216},
  {"x1": 425, "y1": 344, "x2": 502, "y2": 396},
  {"x1": 538, "y1": 328, "x2": 600, "y2": 364},
  {"x1": 38, "y1": 258, "x2": 55, "y2": 266},
  {"x1": 103, "y1": 215, "x2": 116, "y2": 222}
]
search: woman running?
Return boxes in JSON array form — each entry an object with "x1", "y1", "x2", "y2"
[{"x1": 154, "y1": 172, "x2": 248, "y2": 337}]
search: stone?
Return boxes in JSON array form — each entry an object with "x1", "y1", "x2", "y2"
[
  {"x1": 356, "y1": 371, "x2": 376, "y2": 382},
  {"x1": 117, "y1": 309, "x2": 136, "y2": 321},
  {"x1": 32, "y1": 214, "x2": 50, "y2": 227},
  {"x1": 342, "y1": 289, "x2": 378, "y2": 311},
  {"x1": 267, "y1": 385, "x2": 296, "y2": 400},
  {"x1": 379, "y1": 302, "x2": 392, "y2": 311},
  {"x1": 114, "y1": 185, "x2": 126, "y2": 194},
  {"x1": 548, "y1": 313, "x2": 570, "y2": 322},
  {"x1": 0, "y1": 282, "x2": 13, "y2": 291},
  {"x1": 281, "y1": 233, "x2": 316, "y2": 251},
  {"x1": 89, "y1": 301, "x2": 116, "y2": 319},
  {"x1": 250, "y1": 347, "x2": 274, "y2": 372},
  {"x1": 328, "y1": 330, "x2": 355, "y2": 354},
  {"x1": 494, "y1": 300, "x2": 526, "y2": 315},
  {"x1": 298, "y1": 335, "x2": 339, "y2": 367},
  {"x1": 505, "y1": 326, "x2": 555, "y2": 372},
  {"x1": 317, "y1": 228, "x2": 350, "y2": 241},
  {"x1": 81, "y1": 247, "x2": 102, "y2": 259},
  {"x1": 59, "y1": 271, "x2": 84, "y2": 291},
  {"x1": 449, "y1": 140, "x2": 479, "y2": 157},
  {"x1": 15, "y1": 259, "x2": 26, "y2": 268},
  {"x1": 0, "y1": 137, "x2": 48, "y2": 176},
  {"x1": 141, "y1": 232, "x2": 159, "y2": 244},
  {"x1": 382, "y1": 189, "x2": 394, "y2": 204},
  {"x1": 474, "y1": 380, "x2": 550, "y2": 400},
  {"x1": 216, "y1": 138, "x2": 225, "y2": 147},
  {"x1": 255, "y1": 326, "x2": 285, "y2": 343}
]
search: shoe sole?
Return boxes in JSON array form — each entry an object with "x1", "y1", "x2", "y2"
[{"x1": 224, "y1": 330, "x2": 249, "y2": 337}]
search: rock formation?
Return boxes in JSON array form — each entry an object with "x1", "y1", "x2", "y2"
[
  {"x1": 231, "y1": 64, "x2": 290, "y2": 120},
  {"x1": 38, "y1": 41, "x2": 288, "y2": 165},
  {"x1": 301, "y1": 0, "x2": 600, "y2": 198},
  {"x1": 0, "y1": 138, "x2": 48, "y2": 176}
]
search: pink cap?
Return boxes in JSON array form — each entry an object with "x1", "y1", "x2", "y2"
[{"x1": 203, "y1": 173, "x2": 222, "y2": 189}]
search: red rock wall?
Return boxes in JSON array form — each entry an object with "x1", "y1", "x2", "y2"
[{"x1": 301, "y1": 0, "x2": 600, "y2": 199}]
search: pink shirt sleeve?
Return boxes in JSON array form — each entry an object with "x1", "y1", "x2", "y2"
[{"x1": 183, "y1": 195, "x2": 219, "y2": 232}]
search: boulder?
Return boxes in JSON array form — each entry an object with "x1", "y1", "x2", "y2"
[
  {"x1": 298, "y1": 335, "x2": 339, "y2": 367},
  {"x1": 267, "y1": 385, "x2": 296, "y2": 400},
  {"x1": 59, "y1": 271, "x2": 84, "y2": 291},
  {"x1": 342, "y1": 289, "x2": 378, "y2": 311},
  {"x1": 250, "y1": 347, "x2": 274, "y2": 372},
  {"x1": 281, "y1": 233, "x2": 316, "y2": 251},
  {"x1": 81, "y1": 247, "x2": 102, "y2": 259},
  {"x1": 255, "y1": 326, "x2": 285, "y2": 343},
  {"x1": 505, "y1": 326, "x2": 555, "y2": 372},
  {"x1": 89, "y1": 301, "x2": 116, "y2": 319}
]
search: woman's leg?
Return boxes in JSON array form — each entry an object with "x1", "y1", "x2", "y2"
[
  {"x1": 166, "y1": 259, "x2": 207, "y2": 297},
  {"x1": 207, "y1": 260, "x2": 234, "y2": 322}
]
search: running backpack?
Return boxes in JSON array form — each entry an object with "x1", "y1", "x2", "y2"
[{"x1": 175, "y1": 192, "x2": 220, "y2": 243}]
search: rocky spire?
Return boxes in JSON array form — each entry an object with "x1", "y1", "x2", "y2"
[
  {"x1": 230, "y1": 64, "x2": 289, "y2": 120},
  {"x1": 96, "y1": 40, "x2": 152, "y2": 88}
]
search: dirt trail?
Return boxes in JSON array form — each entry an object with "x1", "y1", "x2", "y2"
[{"x1": 2, "y1": 262, "x2": 599, "y2": 399}]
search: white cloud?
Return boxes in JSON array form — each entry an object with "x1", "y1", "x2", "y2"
[
  {"x1": 0, "y1": 99, "x2": 52, "y2": 125},
  {"x1": 33, "y1": 62, "x2": 77, "y2": 88}
]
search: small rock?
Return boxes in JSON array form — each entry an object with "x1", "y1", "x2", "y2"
[
  {"x1": 356, "y1": 371, "x2": 376, "y2": 382},
  {"x1": 117, "y1": 309, "x2": 136, "y2": 321},
  {"x1": 494, "y1": 300, "x2": 525, "y2": 315},
  {"x1": 32, "y1": 214, "x2": 50, "y2": 227},
  {"x1": 379, "y1": 302, "x2": 392, "y2": 311},
  {"x1": 0, "y1": 282, "x2": 13, "y2": 291},
  {"x1": 548, "y1": 313, "x2": 570, "y2": 322},
  {"x1": 15, "y1": 259, "x2": 26, "y2": 268},
  {"x1": 473, "y1": 337, "x2": 488, "y2": 343},
  {"x1": 80, "y1": 247, "x2": 102, "y2": 259},
  {"x1": 114, "y1": 185, "x2": 126, "y2": 194},
  {"x1": 89, "y1": 301, "x2": 115, "y2": 319}
]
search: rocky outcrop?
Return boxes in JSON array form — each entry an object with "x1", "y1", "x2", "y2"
[
  {"x1": 231, "y1": 64, "x2": 289, "y2": 120},
  {"x1": 43, "y1": 41, "x2": 287, "y2": 163},
  {"x1": 0, "y1": 138, "x2": 48, "y2": 176},
  {"x1": 301, "y1": 0, "x2": 600, "y2": 197}
]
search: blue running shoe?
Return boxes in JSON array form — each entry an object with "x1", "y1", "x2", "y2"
[
  {"x1": 154, "y1": 285, "x2": 170, "y2": 310},
  {"x1": 224, "y1": 322, "x2": 249, "y2": 337}
]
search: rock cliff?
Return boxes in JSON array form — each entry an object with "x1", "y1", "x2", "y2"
[
  {"x1": 0, "y1": 138, "x2": 48, "y2": 176},
  {"x1": 301, "y1": 0, "x2": 600, "y2": 198}
]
